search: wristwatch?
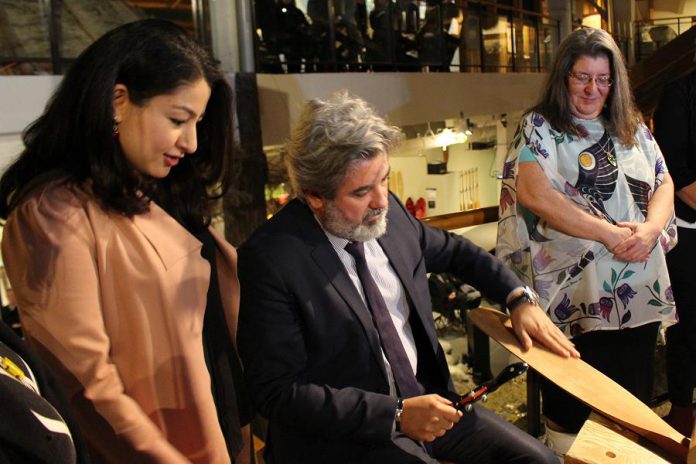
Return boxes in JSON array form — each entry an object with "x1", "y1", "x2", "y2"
[
  {"x1": 395, "y1": 398, "x2": 404, "y2": 432},
  {"x1": 506, "y1": 286, "x2": 539, "y2": 312}
]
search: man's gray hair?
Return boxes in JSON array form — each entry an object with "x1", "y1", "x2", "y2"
[{"x1": 285, "y1": 91, "x2": 402, "y2": 200}]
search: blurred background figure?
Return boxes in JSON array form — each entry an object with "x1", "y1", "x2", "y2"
[
  {"x1": 275, "y1": 0, "x2": 312, "y2": 72},
  {"x1": 307, "y1": 0, "x2": 365, "y2": 70},
  {"x1": 255, "y1": 0, "x2": 311, "y2": 73},
  {"x1": 366, "y1": 0, "x2": 418, "y2": 71},
  {"x1": 653, "y1": 69, "x2": 696, "y2": 437},
  {"x1": 0, "y1": 319, "x2": 90, "y2": 464},
  {"x1": 417, "y1": 0, "x2": 461, "y2": 71}
]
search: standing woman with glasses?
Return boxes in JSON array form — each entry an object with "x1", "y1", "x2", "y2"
[
  {"x1": 496, "y1": 28, "x2": 677, "y2": 458},
  {"x1": 0, "y1": 19, "x2": 251, "y2": 463}
]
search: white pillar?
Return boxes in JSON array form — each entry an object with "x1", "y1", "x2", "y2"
[
  {"x1": 236, "y1": 0, "x2": 256, "y2": 72},
  {"x1": 209, "y1": 0, "x2": 240, "y2": 72}
]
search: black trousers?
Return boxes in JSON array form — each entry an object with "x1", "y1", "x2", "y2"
[
  {"x1": 666, "y1": 226, "x2": 696, "y2": 406},
  {"x1": 540, "y1": 322, "x2": 660, "y2": 432},
  {"x1": 359, "y1": 404, "x2": 557, "y2": 464}
]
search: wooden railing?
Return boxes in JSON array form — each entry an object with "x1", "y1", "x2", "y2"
[
  {"x1": 634, "y1": 16, "x2": 696, "y2": 61},
  {"x1": 631, "y1": 25, "x2": 696, "y2": 118},
  {"x1": 421, "y1": 206, "x2": 498, "y2": 231}
]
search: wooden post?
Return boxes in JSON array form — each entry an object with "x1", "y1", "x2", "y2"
[
  {"x1": 687, "y1": 420, "x2": 696, "y2": 464},
  {"x1": 223, "y1": 73, "x2": 268, "y2": 246}
]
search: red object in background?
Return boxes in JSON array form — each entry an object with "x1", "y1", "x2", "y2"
[
  {"x1": 415, "y1": 197, "x2": 427, "y2": 219},
  {"x1": 277, "y1": 193, "x2": 290, "y2": 206},
  {"x1": 405, "y1": 197, "x2": 416, "y2": 216}
]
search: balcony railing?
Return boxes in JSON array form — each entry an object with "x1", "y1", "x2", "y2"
[
  {"x1": 0, "y1": 0, "x2": 209, "y2": 76},
  {"x1": 0, "y1": 0, "x2": 560, "y2": 76},
  {"x1": 253, "y1": 0, "x2": 560, "y2": 73},
  {"x1": 635, "y1": 16, "x2": 696, "y2": 62}
]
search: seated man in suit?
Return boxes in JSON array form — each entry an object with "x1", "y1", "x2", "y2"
[{"x1": 237, "y1": 91, "x2": 579, "y2": 463}]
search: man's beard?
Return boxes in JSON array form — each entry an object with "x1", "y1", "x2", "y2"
[{"x1": 321, "y1": 202, "x2": 388, "y2": 242}]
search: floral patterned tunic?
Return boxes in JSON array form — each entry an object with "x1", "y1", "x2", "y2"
[{"x1": 496, "y1": 112, "x2": 678, "y2": 338}]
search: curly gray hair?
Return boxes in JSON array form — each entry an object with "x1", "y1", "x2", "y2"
[{"x1": 285, "y1": 91, "x2": 402, "y2": 200}]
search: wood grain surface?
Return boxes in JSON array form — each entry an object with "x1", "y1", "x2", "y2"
[
  {"x1": 566, "y1": 412, "x2": 676, "y2": 464},
  {"x1": 468, "y1": 307, "x2": 690, "y2": 462}
]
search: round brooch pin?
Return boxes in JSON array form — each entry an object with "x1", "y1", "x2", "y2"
[{"x1": 578, "y1": 151, "x2": 596, "y2": 170}]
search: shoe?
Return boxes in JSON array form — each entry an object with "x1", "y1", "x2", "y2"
[
  {"x1": 542, "y1": 426, "x2": 577, "y2": 463},
  {"x1": 663, "y1": 404, "x2": 695, "y2": 437}
]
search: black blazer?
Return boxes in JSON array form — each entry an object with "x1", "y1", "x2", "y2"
[
  {"x1": 0, "y1": 321, "x2": 90, "y2": 464},
  {"x1": 654, "y1": 71, "x2": 696, "y2": 222},
  {"x1": 237, "y1": 193, "x2": 521, "y2": 463}
]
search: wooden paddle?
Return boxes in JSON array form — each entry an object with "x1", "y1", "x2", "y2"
[{"x1": 468, "y1": 307, "x2": 690, "y2": 462}]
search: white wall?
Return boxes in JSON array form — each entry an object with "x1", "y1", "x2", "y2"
[
  {"x1": 0, "y1": 136, "x2": 23, "y2": 172},
  {"x1": 0, "y1": 72, "x2": 539, "y2": 217},
  {"x1": 0, "y1": 76, "x2": 62, "y2": 133},
  {"x1": 653, "y1": 0, "x2": 696, "y2": 18},
  {"x1": 257, "y1": 72, "x2": 546, "y2": 147},
  {"x1": 0, "y1": 76, "x2": 62, "y2": 172},
  {"x1": 389, "y1": 145, "x2": 499, "y2": 217},
  {"x1": 255, "y1": 72, "x2": 541, "y2": 216},
  {"x1": 635, "y1": 0, "x2": 696, "y2": 20}
]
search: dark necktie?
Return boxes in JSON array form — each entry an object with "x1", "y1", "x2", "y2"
[{"x1": 345, "y1": 241, "x2": 422, "y2": 398}]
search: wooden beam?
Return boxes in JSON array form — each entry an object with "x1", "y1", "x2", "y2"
[
  {"x1": 421, "y1": 206, "x2": 498, "y2": 231},
  {"x1": 630, "y1": 25, "x2": 696, "y2": 118},
  {"x1": 126, "y1": 1, "x2": 190, "y2": 11}
]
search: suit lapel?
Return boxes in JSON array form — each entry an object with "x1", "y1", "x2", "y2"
[
  {"x1": 313, "y1": 244, "x2": 389, "y2": 383},
  {"x1": 378, "y1": 232, "x2": 440, "y2": 352},
  {"x1": 311, "y1": 244, "x2": 381, "y2": 341},
  {"x1": 290, "y1": 201, "x2": 389, "y2": 382}
]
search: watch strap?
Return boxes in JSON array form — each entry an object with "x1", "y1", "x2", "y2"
[
  {"x1": 507, "y1": 286, "x2": 538, "y2": 312},
  {"x1": 395, "y1": 398, "x2": 404, "y2": 432}
]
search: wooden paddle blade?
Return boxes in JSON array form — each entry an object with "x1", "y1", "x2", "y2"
[{"x1": 468, "y1": 307, "x2": 689, "y2": 461}]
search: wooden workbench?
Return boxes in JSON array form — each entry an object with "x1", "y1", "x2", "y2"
[{"x1": 565, "y1": 412, "x2": 680, "y2": 464}]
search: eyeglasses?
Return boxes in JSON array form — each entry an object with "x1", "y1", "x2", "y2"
[{"x1": 568, "y1": 71, "x2": 613, "y2": 88}]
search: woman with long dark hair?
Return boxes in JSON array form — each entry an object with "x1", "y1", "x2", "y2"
[{"x1": 0, "y1": 19, "x2": 251, "y2": 463}]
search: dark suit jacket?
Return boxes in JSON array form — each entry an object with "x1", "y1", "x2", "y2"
[
  {"x1": 237, "y1": 193, "x2": 522, "y2": 463},
  {"x1": 654, "y1": 71, "x2": 696, "y2": 222},
  {"x1": 0, "y1": 321, "x2": 90, "y2": 464}
]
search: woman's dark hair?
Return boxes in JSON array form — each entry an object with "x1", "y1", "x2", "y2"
[
  {"x1": 531, "y1": 28, "x2": 641, "y2": 146},
  {"x1": 0, "y1": 19, "x2": 233, "y2": 230}
]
